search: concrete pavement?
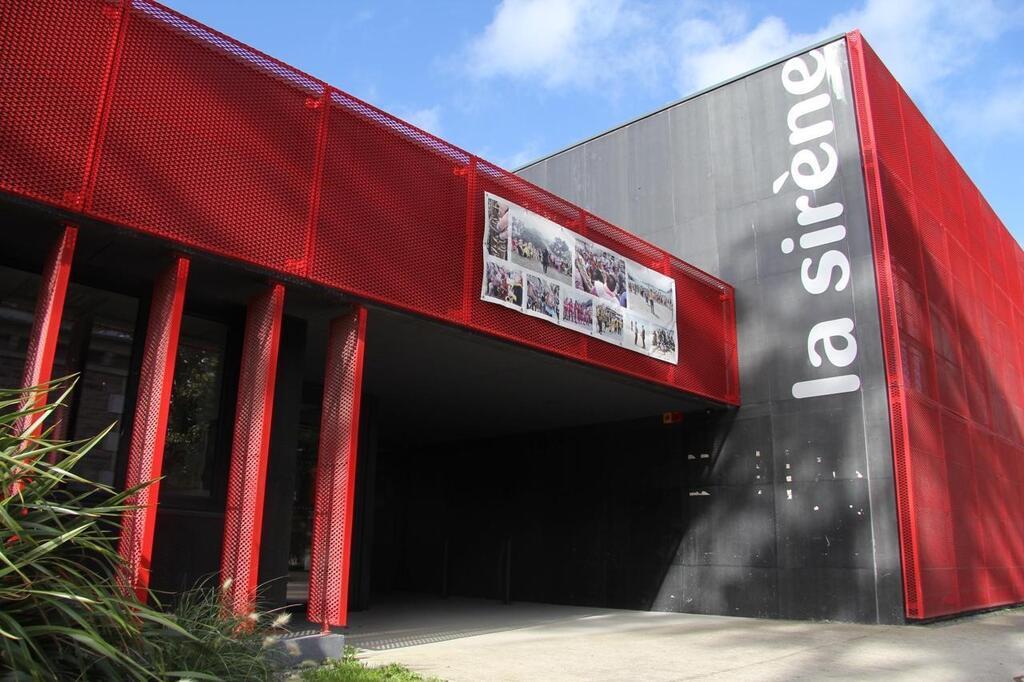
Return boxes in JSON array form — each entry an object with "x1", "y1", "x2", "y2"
[{"x1": 347, "y1": 595, "x2": 1024, "y2": 681}]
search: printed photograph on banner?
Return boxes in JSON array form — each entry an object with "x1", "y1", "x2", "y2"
[
  {"x1": 525, "y1": 274, "x2": 561, "y2": 322},
  {"x1": 626, "y1": 260, "x2": 675, "y2": 323},
  {"x1": 481, "y1": 258, "x2": 524, "y2": 311},
  {"x1": 511, "y1": 211, "x2": 573, "y2": 285},
  {"x1": 477, "y1": 193, "x2": 677, "y2": 365},
  {"x1": 649, "y1": 323, "x2": 678, "y2": 363},
  {"x1": 624, "y1": 312, "x2": 654, "y2": 355},
  {"x1": 484, "y1": 193, "x2": 510, "y2": 260},
  {"x1": 574, "y1": 237, "x2": 627, "y2": 307},
  {"x1": 560, "y1": 290, "x2": 594, "y2": 335},
  {"x1": 594, "y1": 302, "x2": 624, "y2": 345}
]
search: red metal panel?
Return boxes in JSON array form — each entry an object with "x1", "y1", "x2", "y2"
[
  {"x1": 221, "y1": 283, "x2": 285, "y2": 616},
  {"x1": 848, "y1": 31, "x2": 1024, "y2": 619},
  {"x1": 89, "y1": 1, "x2": 321, "y2": 276},
  {"x1": 311, "y1": 89, "x2": 470, "y2": 319},
  {"x1": 0, "y1": 0, "x2": 738, "y2": 406},
  {"x1": 117, "y1": 257, "x2": 189, "y2": 602},
  {"x1": 307, "y1": 307, "x2": 367, "y2": 630},
  {"x1": 18, "y1": 226, "x2": 77, "y2": 434},
  {"x1": 0, "y1": 0, "x2": 121, "y2": 209}
]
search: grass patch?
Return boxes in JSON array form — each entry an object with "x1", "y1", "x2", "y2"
[{"x1": 294, "y1": 648, "x2": 440, "y2": 682}]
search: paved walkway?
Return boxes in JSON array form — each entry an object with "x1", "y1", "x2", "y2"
[{"x1": 347, "y1": 595, "x2": 1024, "y2": 681}]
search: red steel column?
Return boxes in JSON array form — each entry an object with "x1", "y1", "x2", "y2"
[
  {"x1": 19, "y1": 225, "x2": 77, "y2": 433},
  {"x1": 221, "y1": 283, "x2": 286, "y2": 616},
  {"x1": 307, "y1": 305, "x2": 368, "y2": 630},
  {"x1": 117, "y1": 257, "x2": 190, "y2": 602}
]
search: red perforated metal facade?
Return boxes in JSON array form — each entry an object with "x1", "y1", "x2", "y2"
[
  {"x1": 307, "y1": 309, "x2": 367, "y2": 629},
  {"x1": 17, "y1": 225, "x2": 76, "y2": 435},
  {"x1": 221, "y1": 284, "x2": 285, "y2": 616},
  {"x1": 848, "y1": 32, "x2": 1024, "y2": 619},
  {"x1": 117, "y1": 257, "x2": 189, "y2": 602},
  {"x1": 0, "y1": 0, "x2": 737, "y2": 405}
]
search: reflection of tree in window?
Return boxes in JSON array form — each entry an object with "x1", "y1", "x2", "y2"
[{"x1": 164, "y1": 318, "x2": 226, "y2": 497}]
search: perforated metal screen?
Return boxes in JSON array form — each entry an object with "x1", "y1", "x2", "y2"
[
  {"x1": 17, "y1": 226, "x2": 76, "y2": 435},
  {"x1": 307, "y1": 309, "x2": 366, "y2": 629},
  {"x1": 221, "y1": 284, "x2": 285, "y2": 615},
  {"x1": 0, "y1": 0, "x2": 737, "y2": 405},
  {"x1": 848, "y1": 33, "x2": 1024, "y2": 619},
  {"x1": 117, "y1": 257, "x2": 189, "y2": 602}
]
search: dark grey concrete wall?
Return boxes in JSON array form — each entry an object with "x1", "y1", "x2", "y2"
[{"x1": 518, "y1": 38, "x2": 903, "y2": 623}]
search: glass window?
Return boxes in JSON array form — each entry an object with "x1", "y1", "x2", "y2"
[
  {"x1": 61, "y1": 285, "x2": 139, "y2": 485},
  {"x1": 0, "y1": 265, "x2": 138, "y2": 485},
  {"x1": 0, "y1": 266, "x2": 41, "y2": 392},
  {"x1": 162, "y1": 316, "x2": 228, "y2": 498}
]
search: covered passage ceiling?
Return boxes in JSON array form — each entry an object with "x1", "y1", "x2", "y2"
[{"x1": 358, "y1": 307, "x2": 720, "y2": 444}]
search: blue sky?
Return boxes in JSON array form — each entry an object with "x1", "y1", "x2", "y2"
[{"x1": 163, "y1": 0, "x2": 1024, "y2": 241}]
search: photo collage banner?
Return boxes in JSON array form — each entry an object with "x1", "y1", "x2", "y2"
[{"x1": 480, "y1": 192, "x2": 678, "y2": 364}]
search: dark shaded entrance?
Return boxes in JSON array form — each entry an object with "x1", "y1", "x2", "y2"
[
  {"x1": 370, "y1": 418, "x2": 693, "y2": 609},
  {"x1": 327, "y1": 309, "x2": 729, "y2": 613}
]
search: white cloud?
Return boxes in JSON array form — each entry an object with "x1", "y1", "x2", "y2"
[
  {"x1": 951, "y1": 77, "x2": 1024, "y2": 138},
  {"x1": 462, "y1": 0, "x2": 1018, "y2": 102},
  {"x1": 471, "y1": 140, "x2": 544, "y2": 170},
  {"x1": 498, "y1": 143, "x2": 544, "y2": 170},
  {"x1": 975, "y1": 86, "x2": 1024, "y2": 135},
  {"x1": 674, "y1": 0, "x2": 1019, "y2": 98},
  {"x1": 674, "y1": 11, "x2": 816, "y2": 94},
  {"x1": 400, "y1": 106, "x2": 443, "y2": 136},
  {"x1": 458, "y1": 0, "x2": 1022, "y2": 141},
  {"x1": 821, "y1": 0, "x2": 1010, "y2": 95},
  {"x1": 463, "y1": 0, "x2": 662, "y2": 89}
]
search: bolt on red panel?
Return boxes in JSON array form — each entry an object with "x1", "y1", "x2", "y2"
[
  {"x1": 221, "y1": 283, "x2": 285, "y2": 616},
  {"x1": 307, "y1": 307, "x2": 367, "y2": 630},
  {"x1": 117, "y1": 256, "x2": 189, "y2": 602}
]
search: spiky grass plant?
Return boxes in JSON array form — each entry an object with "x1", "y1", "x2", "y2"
[
  {"x1": 0, "y1": 380, "x2": 290, "y2": 681},
  {"x1": 0, "y1": 379, "x2": 190, "y2": 679},
  {"x1": 144, "y1": 577, "x2": 290, "y2": 681}
]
